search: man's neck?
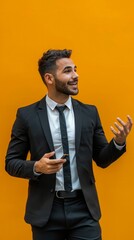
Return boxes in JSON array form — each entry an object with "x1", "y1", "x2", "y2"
[{"x1": 47, "y1": 93, "x2": 70, "y2": 104}]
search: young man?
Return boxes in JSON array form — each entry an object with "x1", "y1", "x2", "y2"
[{"x1": 5, "y1": 49, "x2": 132, "y2": 240}]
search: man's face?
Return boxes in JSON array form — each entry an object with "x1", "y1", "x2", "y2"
[{"x1": 53, "y1": 58, "x2": 79, "y2": 96}]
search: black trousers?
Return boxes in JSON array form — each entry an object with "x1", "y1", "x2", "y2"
[{"x1": 32, "y1": 193, "x2": 102, "y2": 240}]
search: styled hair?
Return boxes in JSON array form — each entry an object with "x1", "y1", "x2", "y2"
[{"x1": 38, "y1": 49, "x2": 72, "y2": 84}]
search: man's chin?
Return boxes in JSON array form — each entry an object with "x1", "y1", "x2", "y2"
[
  {"x1": 70, "y1": 89, "x2": 79, "y2": 96},
  {"x1": 59, "y1": 88, "x2": 79, "y2": 96}
]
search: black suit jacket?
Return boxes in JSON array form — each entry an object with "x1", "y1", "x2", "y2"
[{"x1": 5, "y1": 96, "x2": 126, "y2": 227}]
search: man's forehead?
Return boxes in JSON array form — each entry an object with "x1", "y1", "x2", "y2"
[{"x1": 56, "y1": 58, "x2": 76, "y2": 69}]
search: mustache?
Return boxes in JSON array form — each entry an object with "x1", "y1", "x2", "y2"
[{"x1": 68, "y1": 77, "x2": 78, "y2": 84}]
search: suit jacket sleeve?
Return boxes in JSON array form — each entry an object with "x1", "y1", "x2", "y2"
[
  {"x1": 5, "y1": 108, "x2": 37, "y2": 180},
  {"x1": 92, "y1": 107, "x2": 126, "y2": 168}
]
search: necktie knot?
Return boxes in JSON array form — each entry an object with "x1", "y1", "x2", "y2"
[{"x1": 56, "y1": 105, "x2": 66, "y2": 113}]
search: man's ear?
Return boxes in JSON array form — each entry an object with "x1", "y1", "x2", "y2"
[{"x1": 44, "y1": 73, "x2": 54, "y2": 85}]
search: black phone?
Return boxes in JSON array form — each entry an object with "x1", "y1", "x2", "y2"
[{"x1": 60, "y1": 154, "x2": 69, "y2": 159}]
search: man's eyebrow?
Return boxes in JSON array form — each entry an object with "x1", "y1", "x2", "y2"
[{"x1": 63, "y1": 65, "x2": 77, "y2": 70}]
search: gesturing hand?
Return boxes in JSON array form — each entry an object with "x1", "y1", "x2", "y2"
[
  {"x1": 110, "y1": 115, "x2": 133, "y2": 145},
  {"x1": 34, "y1": 151, "x2": 66, "y2": 174}
]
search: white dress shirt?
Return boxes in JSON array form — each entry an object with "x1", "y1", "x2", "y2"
[{"x1": 46, "y1": 95, "x2": 81, "y2": 191}]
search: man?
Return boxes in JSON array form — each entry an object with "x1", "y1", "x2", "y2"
[{"x1": 5, "y1": 49, "x2": 132, "y2": 240}]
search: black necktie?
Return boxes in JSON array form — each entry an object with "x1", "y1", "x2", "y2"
[{"x1": 56, "y1": 106, "x2": 72, "y2": 191}]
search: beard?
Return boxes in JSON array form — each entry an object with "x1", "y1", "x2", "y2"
[{"x1": 54, "y1": 77, "x2": 79, "y2": 96}]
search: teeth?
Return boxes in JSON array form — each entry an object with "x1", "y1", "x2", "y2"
[{"x1": 69, "y1": 82, "x2": 77, "y2": 85}]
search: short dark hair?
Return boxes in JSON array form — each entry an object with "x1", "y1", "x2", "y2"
[{"x1": 38, "y1": 49, "x2": 72, "y2": 84}]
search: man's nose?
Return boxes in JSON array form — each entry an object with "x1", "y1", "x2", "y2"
[{"x1": 72, "y1": 71, "x2": 79, "y2": 79}]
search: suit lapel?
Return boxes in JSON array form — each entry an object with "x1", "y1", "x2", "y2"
[
  {"x1": 37, "y1": 97, "x2": 82, "y2": 155},
  {"x1": 72, "y1": 99, "x2": 82, "y2": 155},
  {"x1": 37, "y1": 96, "x2": 54, "y2": 152}
]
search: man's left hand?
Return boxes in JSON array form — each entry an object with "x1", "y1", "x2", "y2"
[{"x1": 110, "y1": 115, "x2": 133, "y2": 145}]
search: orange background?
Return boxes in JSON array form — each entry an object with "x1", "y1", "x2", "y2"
[{"x1": 1, "y1": 1, "x2": 134, "y2": 239}]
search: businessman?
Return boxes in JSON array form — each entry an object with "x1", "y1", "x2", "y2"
[{"x1": 5, "y1": 49, "x2": 132, "y2": 240}]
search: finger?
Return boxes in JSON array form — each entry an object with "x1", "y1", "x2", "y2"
[
  {"x1": 48, "y1": 159, "x2": 66, "y2": 165},
  {"x1": 110, "y1": 126, "x2": 118, "y2": 136},
  {"x1": 117, "y1": 116, "x2": 133, "y2": 129},
  {"x1": 116, "y1": 117, "x2": 126, "y2": 127},
  {"x1": 44, "y1": 151, "x2": 55, "y2": 159},
  {"x1": 116, "y1": 116, "x2": 133, "y2": 135},
  {"x1": 45, "y1": 164, "x2": 64, "y2": 174},
  {"x1": 127, "y1": 115, "x2": 133, "y2": 123},
  {"x1": 127, "y1": 115, "x2": 133, "y2": 129},
  {"x1": 116, "y1": 117, "x2": 130, "y2": 135},
  {"x1": 114, "y1": 122, "x2": 125, "y2": 135}
]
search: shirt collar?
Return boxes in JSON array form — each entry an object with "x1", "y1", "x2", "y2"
[{"x1": 46, "y1": 95, "x2": 72, "y2": 111}]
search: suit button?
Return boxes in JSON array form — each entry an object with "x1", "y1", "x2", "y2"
[{"x1": 50, "y1": 189, "x2": 54, "y2": 193}]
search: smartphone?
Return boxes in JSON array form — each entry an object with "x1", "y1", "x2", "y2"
[{"x1": 60, "y1": 154, "x2": 69, "y2": 159}]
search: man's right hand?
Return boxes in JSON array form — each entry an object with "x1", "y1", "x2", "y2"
[{"x1": 34, "y1": 151, "x2": 66, "y2": 174}]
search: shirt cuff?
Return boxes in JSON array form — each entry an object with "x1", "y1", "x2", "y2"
[
  {"x1": 113, "y1": 139, "x2": 126, "y2": 150},
  {"x1": 33, "y1": 164, "x2": 42, "y2": 176}
]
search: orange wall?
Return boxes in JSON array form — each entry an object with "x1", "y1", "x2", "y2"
[{"x1": 1, "y1": 1, "x2": 134, "y2": 239}]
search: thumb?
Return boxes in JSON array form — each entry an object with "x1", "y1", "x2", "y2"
[{"x1": 44, "y1": 151, "x2": 55, "y2": 159}]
